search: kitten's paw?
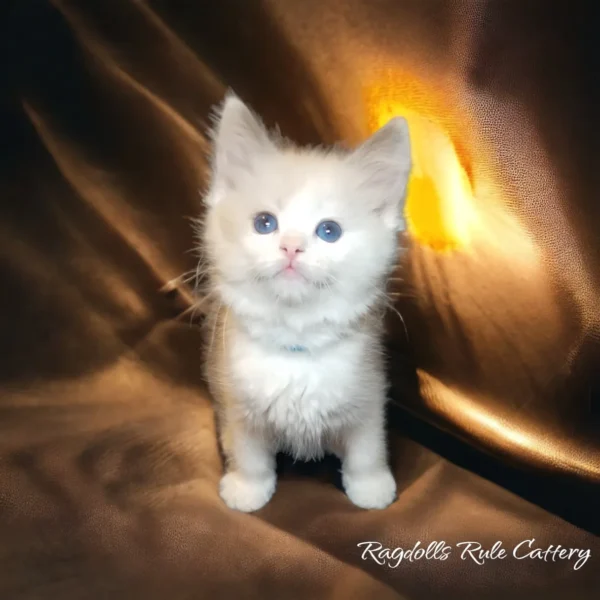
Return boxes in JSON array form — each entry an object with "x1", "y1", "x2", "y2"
[
  {"x1": 219, "y1": 471, "x2": 277, "y2": 512},
  {"x1": 342, "y1": 468, "x2": 397, "y2": 510}
]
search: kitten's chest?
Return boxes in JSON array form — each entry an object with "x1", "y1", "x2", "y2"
[{"x1": 229, "y1": 339, "x2": 365, "y2": 448}]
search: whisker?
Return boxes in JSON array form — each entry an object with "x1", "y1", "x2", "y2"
[
  {"x1": 173, "y1": 290, "x2": 217, "y2": 325},
  {"x1": 387, "y1": 291, "x2": 418, "y2": 300},
  {"x1": 160, "y1": 270, "x2": 199, "y2": 293},
  {"x1": 383, "y1": 298, "x2": 410, "y2": 344}
]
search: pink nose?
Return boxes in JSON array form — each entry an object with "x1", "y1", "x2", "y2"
[{"x1": 280, "y1": 244, "x2": 304, "y2": 259}]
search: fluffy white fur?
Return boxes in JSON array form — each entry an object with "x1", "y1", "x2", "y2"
[{"x1": 201, "y1": 93, "x2": 411, "y2": 512}]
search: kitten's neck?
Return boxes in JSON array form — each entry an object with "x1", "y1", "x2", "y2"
[{"x1": 218, "y1": 282, "x2": 385, "y2": 353}]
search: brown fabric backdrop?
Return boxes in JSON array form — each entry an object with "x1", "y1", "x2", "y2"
[{"x1": 0, "y1": 1, "x2": 598, "y2": 599}]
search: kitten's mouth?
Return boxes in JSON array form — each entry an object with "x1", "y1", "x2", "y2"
[
  {"x1": 279, "y1": 261, "x2": 338, "y2": 288},
  {"x1": 278, "y1": 264, "x2": 306, "y2": 280},
  {"x1": 266, "y1": 261, "x2": 332, "y2": 289}
]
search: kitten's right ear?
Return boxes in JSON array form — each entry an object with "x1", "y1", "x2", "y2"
[
  {"x1": 348, "y1": 117, "x2": 411, "y2": 231},
  {"x1": 208, "y1": 92, "x2": 275, "y2": 203}
]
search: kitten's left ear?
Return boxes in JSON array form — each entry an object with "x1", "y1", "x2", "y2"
[
  {"x1": 349, "y1": 117, "x2": 411, "y2": 230},
  {"x1": 208, "y1": 92, "x2": 276, "y2": 203}
]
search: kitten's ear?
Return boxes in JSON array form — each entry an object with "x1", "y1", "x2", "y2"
[
  {"x1": 208, "y1": 92, "x2": 276, "y2": 202},
  {"x1": 349, "y1": 117, "x2": 411, "y2": 230}
]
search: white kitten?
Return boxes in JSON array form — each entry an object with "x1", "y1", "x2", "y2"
[{"x1": 200, "y1": 93, "x2": 411, "y2": 512}]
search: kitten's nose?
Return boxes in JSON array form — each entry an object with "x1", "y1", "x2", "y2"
[{"x1": 280, "y1": 241, "x2": 304, "y2": 259}]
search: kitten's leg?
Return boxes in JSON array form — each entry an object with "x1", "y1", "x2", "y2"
[
  {"x1": 340, "y1": 409, "x2": 396, "y2": 509},
  {"x1": 219, "y1": 417, "x2": 276, "y2": 512}
]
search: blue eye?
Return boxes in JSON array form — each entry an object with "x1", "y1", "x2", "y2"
[
  {"x1": 253, "y1": 212, "x2": 278, "y2": 234},
  {"x1": 315, "y1": 220, "x2": 342, "y2": 243}
]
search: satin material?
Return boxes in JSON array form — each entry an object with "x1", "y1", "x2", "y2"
[{"x1": 0, "y1": 1, "x2": 598, "y2": 598}]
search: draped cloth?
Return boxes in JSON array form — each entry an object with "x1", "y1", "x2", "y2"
[{"x1": 0, "y1": 1, "x2": 597, "y2": 598}]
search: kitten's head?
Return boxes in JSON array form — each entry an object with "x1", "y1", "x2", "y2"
[{"x1": 203, "y1": 93, "x2": 411, "y2": 313}]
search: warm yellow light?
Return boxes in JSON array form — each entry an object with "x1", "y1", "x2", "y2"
[{"x1": 365, "y1": 72, "x2": 477, "y2": 251}]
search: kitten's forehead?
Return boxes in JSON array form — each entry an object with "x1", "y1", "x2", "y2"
[
  {"x1": 278, "y1": 178, "x2": 340, "y2": 217},
  {"x1": 259, "y1": 151, "x2": 349, "y2": 219}
]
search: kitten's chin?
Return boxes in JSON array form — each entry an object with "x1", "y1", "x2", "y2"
[{"x1": 267, "y1": 276, "x2": 314, "y2": 303}]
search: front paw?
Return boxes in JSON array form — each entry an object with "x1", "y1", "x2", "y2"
[
  {"x1": 342, "y1": 468, "x2": 397, "y2": 510},
  {"x1": 219, "y1": 471, "x2": 277, "y2": 512}
]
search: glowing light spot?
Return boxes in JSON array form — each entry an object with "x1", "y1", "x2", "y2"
[
  {"x1": 365, "y1": 71, "x2": 477, "y2": 251},
  {"x1": 418, "y1": 372, "x2": 599, "y2": 479}
]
